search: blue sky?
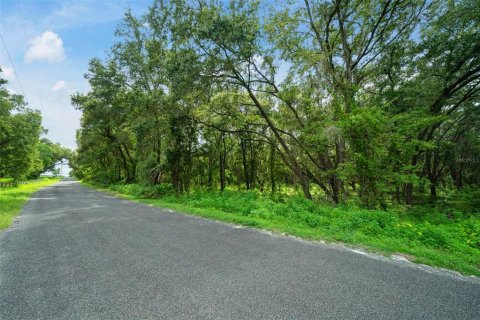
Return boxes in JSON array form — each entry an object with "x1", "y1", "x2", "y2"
[{"x1": 0, "y1": 0, "x2": 151, "y2": 149}]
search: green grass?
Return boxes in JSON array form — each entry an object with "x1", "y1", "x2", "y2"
[
  {"x1": 0, "y1": 178, "x2": 61, "y2": 229},
  {"x1": 85, "y1": 182, "x2": 480, "y2": 276}
]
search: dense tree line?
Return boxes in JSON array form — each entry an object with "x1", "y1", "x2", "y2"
[
  {"x1": 0, "y1": 69, "x2": 70, "y2": 180},
  {"x1": 72, "y1": 0, "x2": 480, "y2": 208}
]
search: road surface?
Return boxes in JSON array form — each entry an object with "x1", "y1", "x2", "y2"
[{"x1": 1, "y1": 180, "x2": 479, "y2": 319}]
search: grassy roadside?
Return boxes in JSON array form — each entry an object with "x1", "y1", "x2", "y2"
[
  {"x1": 0, "y1": 178, "x2": 61, "y2": 230},
  {"x1": 84, "y1": 182, "x2": 480, "y2": 276}
]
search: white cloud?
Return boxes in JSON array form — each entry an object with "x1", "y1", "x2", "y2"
[
  {"x1": 1, "y1": 65, "x2": 15, "y2": 80},
  {"x1": 25, "y1": 31, "x2": 65, "y2": 63},
  {"x1": 52, "y1": 80, "x2": 66, "y2": 91}
]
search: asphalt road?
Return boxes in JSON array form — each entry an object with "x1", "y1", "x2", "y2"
[{"x1": 1, "y1": 180, "x2": 479, "y2": 320}]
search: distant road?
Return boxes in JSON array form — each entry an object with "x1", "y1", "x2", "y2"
[{"x1": 1, "y1": 180, "x2": 479, "y2": 319}]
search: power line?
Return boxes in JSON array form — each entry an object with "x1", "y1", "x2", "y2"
[{"x1": 0, "y1": 33, "x2": 27, "y2": 99}]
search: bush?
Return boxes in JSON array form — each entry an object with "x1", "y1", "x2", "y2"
[{"x1": 456, "y1": 218, "x2": 480, "y2": 249}]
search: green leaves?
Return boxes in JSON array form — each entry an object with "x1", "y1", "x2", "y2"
[
  {"x1": 73, "y1": 0, "x2": 480, "y2": 208},
  {"x1": 0, "y1": 70, "x2": 45, "y2": 180}
]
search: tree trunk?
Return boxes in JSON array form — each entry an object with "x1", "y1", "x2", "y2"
[
  {"x1": 172, "y1": 158, "x2": 181, "y2": 194},
  {"x1": 184, "y1": 139, "x2": 193, "y2": 193},
  {"x1": 329, "y1": 175, "x2": 341, "y2": 204},
  {"x1": 270, "y1": 144, "x2": 276, "y2": 194},
  {"x1": 430, "y1": 183, "x2": 437, "y2": 198},
  {"x1": 219, "y1": 156, "x2": 226, "y2": 191},
  {"x1": 405, "y1": 183, "x2": 414, "y2": 205},
  {"x1": 219, "y1": 134, "x2": 226, "y2": 192},
  {"x1": 299, "y1": 172, "x2": 312, "y2": 200},
  {"x1": 208, "y1": 155, "x2": 213, "y2": 188},
  {"x1": 240, "y1": 137, "x2": 250, "y2": 189},
  {"x1": 249, "y1": 139, "x2": 255, "y2": 188},
  {"x1": 450, "y1": 163, "x2": 464, "y2": 189},
  {"x1": 117, "y1": 146, "x2": 134, "y2": 183}
]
